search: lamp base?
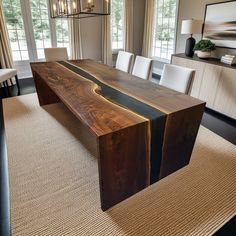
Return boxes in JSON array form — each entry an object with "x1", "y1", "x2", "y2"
[{"x1": 185, "y1": 37, "x2": 196, "y2": 57}]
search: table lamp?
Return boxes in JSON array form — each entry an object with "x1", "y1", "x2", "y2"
[{"x1": 181, "y1": 19, "x2": 202, "y2": 57}]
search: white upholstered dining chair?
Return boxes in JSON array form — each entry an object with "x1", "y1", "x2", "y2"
[
  {"x1": 44, "y1": 47, "x2": 68, "y2": 62},
  {"x1": 0, "y1": 69, "x2": 20, "y2": 95},
  {"x1": 115, "y1": 51, "x2": 134, "y2": 73},
  {"x1": 132, "y1": 56, "x2": 153, "y2": 80},
  {"x1": 159, "y1": 64, "x2": 195, "y2": 94}
]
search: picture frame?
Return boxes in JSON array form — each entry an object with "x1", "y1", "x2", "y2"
[{"x1": 202, "y1": 0, "x2": 236, "y2": 49}]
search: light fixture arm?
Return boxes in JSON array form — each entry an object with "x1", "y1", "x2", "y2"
[{"x1": 49, "y1": 0, "x2": 111, "y2": 19}]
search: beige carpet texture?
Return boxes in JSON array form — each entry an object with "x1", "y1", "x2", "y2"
[{"x1": 3, "y1": 93, "x2": 236, "y2": 236}]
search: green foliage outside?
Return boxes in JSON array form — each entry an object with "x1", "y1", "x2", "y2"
[
  {"x1": 155, "y1": 0, "x2": 176, "y2": 42},
  {"x1": 30, "y1": 0, "x2": 50, "y2": 41},
  {"x1": 111, "y1": 0, "x2": 123, "y2": 44},
  {"x1": 3, "y1": 0, "x2": 23, "y2": 40},
  {"x1": 3, "y1": 0, "x2": 68, "y2": 44}
]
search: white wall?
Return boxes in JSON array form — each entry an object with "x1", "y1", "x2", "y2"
[{"x1": 176, "y1": 0, "x2": 236, "y2": 57}]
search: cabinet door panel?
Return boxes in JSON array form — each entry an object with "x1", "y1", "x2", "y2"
[
  {"x1": 214, "y1": 68, "x2": 236, "y2": 119},
  {"x1": 187, "y1": 60, "x2": 205, "y2": 98},
  {"x1": 199, "y1": 64, "x2": 222, "y2": 109},
  {"x1": 171, "y1": 55, "x2": 236, "y2": 119}
]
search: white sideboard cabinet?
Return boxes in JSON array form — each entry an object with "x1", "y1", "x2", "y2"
[{"x1": 172, "y1": 54, "x2": 236, "y2": 119}]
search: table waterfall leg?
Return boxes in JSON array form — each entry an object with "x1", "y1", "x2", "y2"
[
  {"x1": 159, "y1": 104, "x2": 205, "y2": 179},
  {"x1": 98, "y1": 122, "x2": 150, "y2": 211}
]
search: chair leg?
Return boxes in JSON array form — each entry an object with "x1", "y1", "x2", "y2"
[
  {"x1": 15, "y1": 75, "x2": 20, "y2": 95},
  {"x1": 2, "y1": 81, "x2": 9, "y2": 97},
  {"x1": 1, "y1": 82, "x2": 6, "y2": 97}
]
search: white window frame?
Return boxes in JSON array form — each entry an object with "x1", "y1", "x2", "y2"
[
  {"x1": 152, "y1": 0, "x2": 179, "y2": 63},
  {"x1": 111, "y1": 0, "x2": 124, "y2": 54},
  {"x1": 3, "y1": 0, "x2": 69, "y2": 78}
]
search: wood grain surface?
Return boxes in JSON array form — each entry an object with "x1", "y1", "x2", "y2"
[
  {"x1": 31, "y1": 60, "x2": 205, "y2": 210},
  {"x1": 67, "y1": 60, "x2": 203, "y2": 114}
]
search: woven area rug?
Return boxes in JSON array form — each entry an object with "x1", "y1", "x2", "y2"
[{"x1": 3, "y1": 93, "x2": 236, "y2": 236}]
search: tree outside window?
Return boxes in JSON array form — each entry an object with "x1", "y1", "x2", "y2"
[
  {"x1": 153, "y1": 0, "x2": 178, "y2": 60},
  {"x1": 3, "y1": 0, "x2": 69, "y2": 61},
  {"x1": 111, "y1": 0, "x2": 124, "y2": 50},
  {"x1": 3, "y1": 0, "x2": 29, "y2": 61}
]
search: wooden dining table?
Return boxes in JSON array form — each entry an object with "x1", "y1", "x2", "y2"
[{"x1": 31, "y1": 59, "x2": 205, "y2": 211}]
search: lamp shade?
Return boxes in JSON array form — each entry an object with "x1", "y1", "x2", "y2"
[{"x1": 181, "y1": 19, "x2": 202, "y2": 35}]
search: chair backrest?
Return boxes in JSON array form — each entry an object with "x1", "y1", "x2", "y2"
[
  {"x1": 159, "y1": 64, "x2": 195, "y2": 94},
  {"x1": 44, "y1": 48, "x2": 68, "y2": 62},
  {"x1": 132, "y1": 56, "x2": 153, "y2": 80},
  {"x1": 115, "y1": 51, "x2": 134, "y2": 73}
]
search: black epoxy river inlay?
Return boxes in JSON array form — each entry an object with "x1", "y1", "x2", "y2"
[{"x1": 58, "y1": 61, "x2": 166, "y2": 183}]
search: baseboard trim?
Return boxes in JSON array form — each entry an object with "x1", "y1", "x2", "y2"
[{"x1": 205, "y1": 107, "x2": 236, "y2": 127}]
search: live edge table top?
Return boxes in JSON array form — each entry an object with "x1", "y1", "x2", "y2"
[
  {"x1": 31, "y1": 59, "x2": 205, "y2": 211},
  {"x1": 31, "y1": 59, "x2": 203, "y2": 133}
]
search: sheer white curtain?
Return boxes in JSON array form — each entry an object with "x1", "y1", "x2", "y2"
[
  {"x1": 102, "y1": 15, "x2": 112, "y2": 66},
  {"x1": 124, "y1": 0, "x2": 133, "y2": 53},
  {"x1": 0, "y1": 1, "x2": 15, "y2": 86},
  {"x1": 69, "y1": 19, "x2": 83, "y2": 60},
  {"x1": 142, "y1": 0, "x2": 156, "y2": 57}
]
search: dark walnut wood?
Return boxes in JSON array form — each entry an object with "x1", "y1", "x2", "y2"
[{"x1": 31, "y1": 60, "x2": 205, "y2": 211}]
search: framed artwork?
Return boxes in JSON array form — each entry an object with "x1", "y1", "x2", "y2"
[{"x1": 203, "y1": 1, "x2": 236, "y2": 49}]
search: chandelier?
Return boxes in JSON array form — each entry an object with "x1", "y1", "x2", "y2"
[{"x1": 49, "y1": 0, "x2": 110, "y2": 19}]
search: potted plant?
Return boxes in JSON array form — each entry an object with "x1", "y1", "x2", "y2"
[{"x1": 193, "y1": 39, "x2": 216, "y2": 58}]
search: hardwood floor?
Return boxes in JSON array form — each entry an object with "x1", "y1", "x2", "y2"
[
  {"x1": 0, "y1": 78, "x2": 235, "y2": 234},
  {"x1": 0, "y1": 77, "x2": 36, "y2": 99}
]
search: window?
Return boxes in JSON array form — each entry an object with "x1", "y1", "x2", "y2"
[
  {"x1": 55, "y1": 18, "x2": 69, "y2": 49},
  {"x1": 111, "y1": 0, "x2": 124, "y2": 51},
  {"x1": 3, "y1": 0, "x2": 29, "y2": 61},
  {"x1": 153, "y1": 0, "x2": 178, "y2": 61},
  {"x1": 2, "y1": 0, "x2": 69, "y2": 77},
  {"x1": 30, "y1": 0, "x2": 52, "y2": 59}
]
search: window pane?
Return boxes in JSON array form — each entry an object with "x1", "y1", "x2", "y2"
[
  {"x1": 41, "y1": 9, "x2": 49, "y2": 20},
  {"x1": 111, "y1": 0, "x2": 124, "y2": 50},
  {"x1": 19, "y1": 40, "x2": 28, "y2": 50},
  {"x1": 12, "y1": 51, "x2": 21, "y2": 61},
  {"x1": 11, "y1": 41, "x2": 19, "y2": 51},
  {"x1": 153, "y1": 0, "x2": 177, "y2": 60},
  {"x1": 21, "y1": 50, "x2": 30, "y2": 60},
  {"x1": 37, "y1": 49, "x2": 45, "y2": 59},
  {"x1": 35, "y1": 36, "x2": 44, "y2": 48}
]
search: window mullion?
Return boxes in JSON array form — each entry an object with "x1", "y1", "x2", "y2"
[{"x1": 21, "y1": 0, "x2": 38, "y2": 62}]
